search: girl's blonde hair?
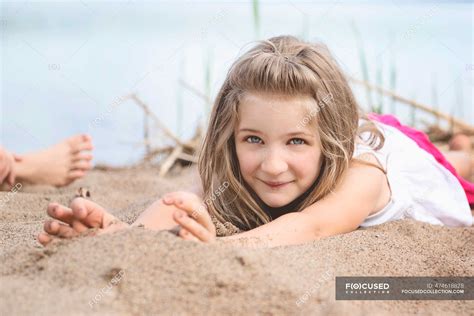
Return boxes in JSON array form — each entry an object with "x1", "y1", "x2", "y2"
[{"x1": 198, "y1": 35, "x2": 384, "y2": 230}]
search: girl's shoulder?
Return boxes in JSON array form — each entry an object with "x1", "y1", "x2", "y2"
[
  {"x1": 303, "y1": 150, "x2": 393, "y2": 237},
  {"x1": 350, "y1": 152, "x2": 392, "y2": 216}
]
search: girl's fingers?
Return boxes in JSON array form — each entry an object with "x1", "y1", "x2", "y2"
[
  {"x1": 164, "y1": 192, "x2": 215, "y2": 235},
  {"x1": 71, "y1": 220, "x2": 90, "y2": 233},
  {"x1": 45, "y1": 203, "x2": 90, "y2": 235},
  {"x1": 47, "y1": 203, "x2": 74, "y2": 225},
  {"x1": 173, "y1": 210, "x2": 214, "y2": 242},
  {"x1": 69, "y1": 198, "x2": 104, "y2": 228},
  {"x1": 162, "y1": 191, "x2": 197, "y2": 206},
  {"x1": 161, "y1": 193, "x2": 178, "y2": 205},
  {"x1": 44, "y1": 220, "x2": 78, "y2": 238},
  {"x1": 179, "y1": 228, "x2": 200, "y2": 242},
  {"x1": 179, "y1": 201, "x2": 215, "y2": 235},
  {"x1": 37, "y1": 232, "x2": 55, "y2": 246}
]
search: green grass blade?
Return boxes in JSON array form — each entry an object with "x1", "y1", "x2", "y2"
[
  {"x1": 375, "y1": 56, "x2": 383, "y2": 114},
  {"x1": 389, "y1": 32, "x2": 397, "y2": 115},
  {"x1": 176, "y1": 53, "x2": 185, "y2": 137},
  {"x1": 204, "y1": 48, "x2": 213, "y2": 119},
  {"x1": 431, "y1": 72, "x2": 439, "y2": 126},
  {"x1": 252, "y1": 0, "x2": 261, "y2": 39},
  {"x1": 351, "y1": 20, "x2": 373, "y2": 111}
]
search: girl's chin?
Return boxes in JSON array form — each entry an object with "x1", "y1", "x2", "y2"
[
  {"x1": 259, "y1": 194, "x2": 293, "y2": 208},
  {"x1": 265, "y1": 201, "x2": 288, "y2": 208}
]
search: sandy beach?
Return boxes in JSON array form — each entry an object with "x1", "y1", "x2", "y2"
[{"x1": 0, "y1": 165, "x2": 473, "y2": 315}]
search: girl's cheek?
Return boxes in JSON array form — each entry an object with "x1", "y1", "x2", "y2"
[
  {"x1": 290, "y1": 150, "x2": 322, "y2": 173},
  {"x1": 237, "y1": 147, "x2": 261, "y2": 174}
]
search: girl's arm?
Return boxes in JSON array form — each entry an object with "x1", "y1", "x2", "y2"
[
  {"x1": 220, "y1": 156, "x2": 388, "y2": 248},
  {"x1": 130, "y1": 167, "x2": 204, "y2": 230},
  {"x1": 131, "y1": 199, "x2": 182, "y2": 230}
]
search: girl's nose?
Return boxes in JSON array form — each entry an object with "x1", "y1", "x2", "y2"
[{"x1": 260, "y1": 150, "x2": 288, "y2": 176}]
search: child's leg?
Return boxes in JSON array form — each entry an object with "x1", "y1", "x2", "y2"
[
  {"x1": 444, "y1": 133, "x2": 473, "y2": 180},
  {"x1": 449, "y1": 133, "x2": 472, "y2": 152},
  {"x1": 14, "y1": 134, "x2": 93, "y2": 187},
  {"x1": 131, "y1": 199, "x2": 182, "y2": 230},
  {"x1": 444, "y1": 151, "x2": 472, "y2": 180}
]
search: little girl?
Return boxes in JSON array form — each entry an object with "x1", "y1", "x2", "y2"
[{"x1": 38, "y1": 36, "x2": 473, "y2": 248}]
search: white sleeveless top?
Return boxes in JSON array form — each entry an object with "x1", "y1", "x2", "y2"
[{"x1": 354, "y1": 119, "x2": 473, "y2": 228}]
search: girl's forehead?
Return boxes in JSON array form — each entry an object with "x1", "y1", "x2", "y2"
[
  {"x1": 238, "y1": 92, "x2": 319, "y2": 121},
  {"x1": 236, "y1": 92, "x2": 320, "y2": 134},
  {"x1": 241, "y1": 91, "x2": 315, "y2": 104}
]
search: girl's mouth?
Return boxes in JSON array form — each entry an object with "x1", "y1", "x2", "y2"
[{"x1": 260, "y1": 179, "x2": 294, "y2": 189}]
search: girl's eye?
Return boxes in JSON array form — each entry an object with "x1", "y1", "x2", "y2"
[
  {"x1": 289, "y1": 138, "x2": 305, "y2": 145},
  {"x1": 245, "y1": 136, "x2": 263, "y2": 144}
]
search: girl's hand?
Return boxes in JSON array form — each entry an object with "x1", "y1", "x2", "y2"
[
  {"x1": 38, "y1": 198, "x2": 129, "y2": 246},
  {"x1": 162, "y1": 191, "x2": 216, "y2": 243}
]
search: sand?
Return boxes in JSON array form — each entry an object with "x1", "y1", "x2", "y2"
[{"x1": 0, "y1": 165, "x2": 473, "y2": 315}]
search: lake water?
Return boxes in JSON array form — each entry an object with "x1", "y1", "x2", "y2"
[{"x1": 1, "y1": 0, "x2": 472, "y2": 165}]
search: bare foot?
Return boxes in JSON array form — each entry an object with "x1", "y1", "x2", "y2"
[
  {"x1": 15, "y1": 134, "x2": 94, "y2": 187},
  {"x1": 444, "y1": 151, "x2": 472, "y2": 179},
  {"x1": 37, "y1": 198, "x2": 129, "y2": 246},
  {"x1": 449, "y1": 133, "x2": 472, "y2": 152},
  {"x1": 445, "y1": 133, "x2": 473, "y2": 180}
]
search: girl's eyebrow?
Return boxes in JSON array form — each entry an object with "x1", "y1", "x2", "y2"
[
  {"x1": 238, "y1": 128, "x2": 262, "y2": 134},
  {"x1": 238, "y1": 128, "x2": 314, "y2": 138}
]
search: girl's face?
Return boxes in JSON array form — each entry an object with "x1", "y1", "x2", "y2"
[{"x1": 235, "y1": 92, "x2": 323, "y2": 208}]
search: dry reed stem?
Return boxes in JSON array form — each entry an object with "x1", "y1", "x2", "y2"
[
  {"x1": 159, "y1": 146, "x2": 184, "y2": 177},
  {"x1": 350, "y1": 77, "x2": 474, "y2": 134}
]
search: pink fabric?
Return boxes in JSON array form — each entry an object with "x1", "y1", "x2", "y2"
[{"x1": 368, "y1": 113, "x2": 474, "y2": 206}]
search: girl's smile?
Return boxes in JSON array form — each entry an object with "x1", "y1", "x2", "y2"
[
  {"x1": 259, "y1": 179, "x2": 295, "y2": 189},
  {"x1": 235, "y1": 92, "x2": 323, "y2": 208}
]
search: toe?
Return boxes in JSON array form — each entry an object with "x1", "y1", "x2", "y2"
[
  {"x1": 73, "y1": 152, "x2": 93, "y2": 162},
  {"x1": 81, "y1": 134, "x2": 92, "y2": 142},
  {"x1": 69, "y1": 134, "x2": 94, "y2": 154},
  {"x1": 67, "y1": 134, "x2": 87, "y2": 147},
  {"x1": 68, "y1": 169, "x2": 86, "y2": 181},
  {"x1": 449, "y1": 134, "x2": 472, "y2": 152},
  {"x1": 74, "y1": 143, "x2": 94, "y2": 154},
  {"x1": 72, "y1": 160, "x2": 92, "y2": 171}
]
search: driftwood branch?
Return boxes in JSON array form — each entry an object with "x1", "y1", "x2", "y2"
[
  {"x1": 178, "y1": 79, "x2": 212, "y2": 105},
  {"x1": 122, "y1": 94, "x2": 186, "y2": 146},
  {"x1": 115, "y1": 93, "x2": 202, "y2": 176},
  {"x1": 177, "y1": 152, "x2": 198, "y2": 163},
  {"x1": 349, "y1": 77, "x2": 474, "y2": 134},
  {"x1": 159, "y1": 146, "x2": 183, "y2": 177}
]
